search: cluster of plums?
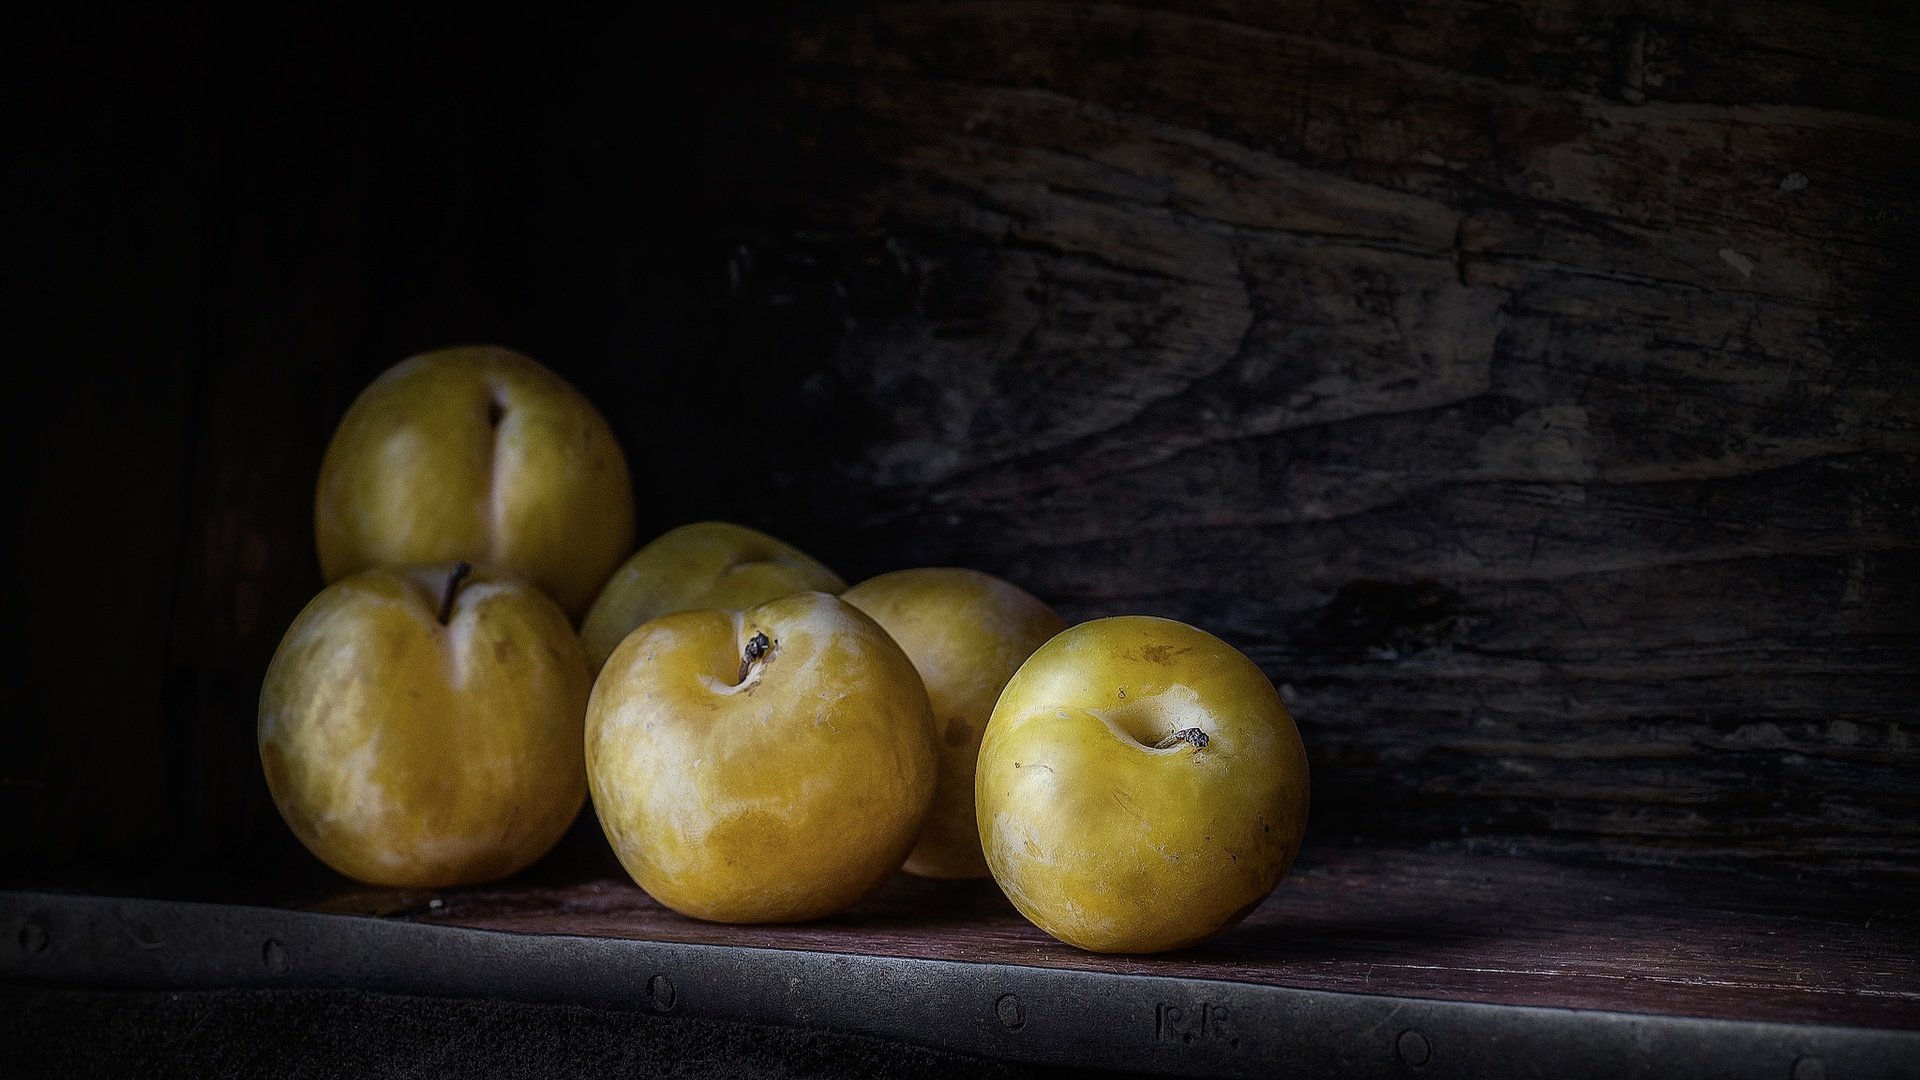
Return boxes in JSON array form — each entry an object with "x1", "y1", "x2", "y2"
[{"x1": 260, "y1": 346, "x2": 1310, "y2": 953}]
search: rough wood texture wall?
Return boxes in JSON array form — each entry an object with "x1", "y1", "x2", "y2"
[
  {"x1": 653, "y1": 0, "x2": 1920, "y2": 878},
  {"x1": 11, "y1": 3, "x2": 1916, "y2": 887}
]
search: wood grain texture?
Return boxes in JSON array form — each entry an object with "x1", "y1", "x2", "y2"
[
  {"x1": 9, "y1": 3, "x2": 1916, "y2": 887},
  {"x1": 618, "y1": 0, "x2": 1920, "y2": 877},
  {"x1": 395, "y1": 845, "x2": 1920, "y2": 1031}
]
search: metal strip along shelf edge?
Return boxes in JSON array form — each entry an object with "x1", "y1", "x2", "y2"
[{"x1": 4, "y1": 891, "x2": 1914, "y2": 1079}]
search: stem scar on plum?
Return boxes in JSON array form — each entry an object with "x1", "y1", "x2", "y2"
[
  {"x1": 1154, "y1": 728, "x2": 1209, "y2": 751},
  {"x1": 738, "y1": 631, "x2": 773, "y2": 684},
  {"x1": 437, "y1": 561, "x2": 473, "y2": 625}
]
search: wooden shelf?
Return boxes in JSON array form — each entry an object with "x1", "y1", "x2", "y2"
[
  {"x1": 391, "y1": 844, "x2": 1920, "y2": 1033},
  {"x1": 11, "y1": 844, "x2": 1915, "y2": 1078}
]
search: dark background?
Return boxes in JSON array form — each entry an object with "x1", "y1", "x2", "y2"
[{"x1": 8, "y1": 2, "x2": 1918, "y2": 897}]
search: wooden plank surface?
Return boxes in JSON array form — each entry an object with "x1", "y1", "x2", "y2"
[
  {"x1": 373, "y1": 844, "x2": 1920, "y2": 1031},
  {"x1": 9, "y1": 2, "x2": 1917, "y2": 894},
  {"x1": 647, "y1": 0, "x2": 1920, "y2": 878}
]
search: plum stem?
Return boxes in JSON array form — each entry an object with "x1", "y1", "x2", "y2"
[
  {"x1": 1155, "y1": 728, "x2": 1210, "y2": 750},
  {"x1": 437, "y1": 561, "x2": 473, "y2": 625},
  {"x1": 738, "y1": 631, "x2": 772, "y2": 684}
]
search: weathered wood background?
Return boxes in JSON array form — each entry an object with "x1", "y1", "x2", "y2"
[{"x1": 11, "y1": 2, "x2": 1917, "y2": 888}]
